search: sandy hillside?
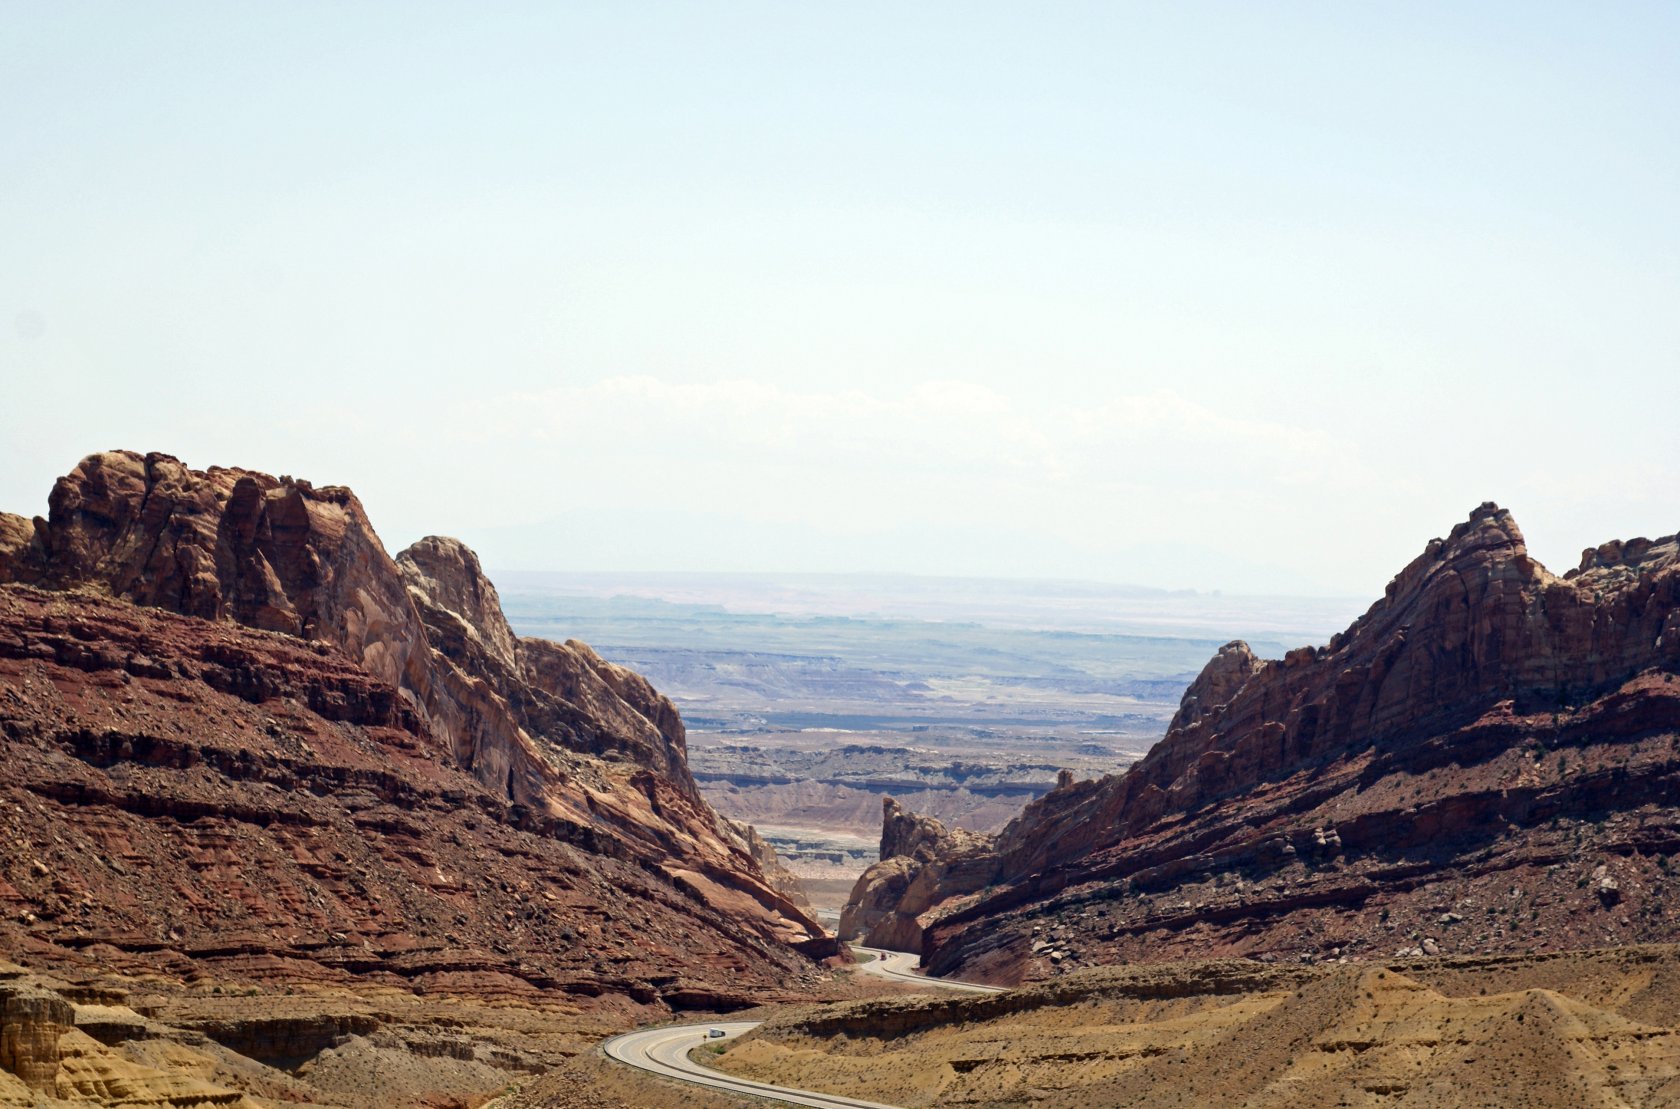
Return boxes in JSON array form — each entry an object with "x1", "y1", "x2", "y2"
[{"x1": 713, "y1": 946, "x2": 1680, "y2": 1108}]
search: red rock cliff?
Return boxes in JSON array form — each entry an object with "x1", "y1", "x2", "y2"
[
  {"x1": 0, "y1": 451, "x2": 836, "y2": 1004},
  {"x1": 849, "y1": 505, "x2": 1680, "y2": 984}
]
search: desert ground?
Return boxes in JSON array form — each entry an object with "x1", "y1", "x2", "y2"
[{"x1": 710, "y1": 946, "x2": 1680, "y2": 1108}]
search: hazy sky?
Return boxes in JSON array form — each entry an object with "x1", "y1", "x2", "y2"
[{"x1": 3, "y1": 3, "x2": 1676, "y2": 597}]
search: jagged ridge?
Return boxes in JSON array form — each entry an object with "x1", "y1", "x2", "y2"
[
  {"x1": 0, "y1": 450, "x2": 835, "y2": 1012},
  {"x1": 845, "y1": 504, "x2": 1680, "y2": 983}
]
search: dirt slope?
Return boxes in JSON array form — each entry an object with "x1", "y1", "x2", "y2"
[{"x1": 718, "y1": 946, "x2": 1680, "y2": 1108}]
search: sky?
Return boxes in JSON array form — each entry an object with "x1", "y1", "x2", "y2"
[{"x1": 3, "y1": 2, "x2": 1676, "y2": 598}]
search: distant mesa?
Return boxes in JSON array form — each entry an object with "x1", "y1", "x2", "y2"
[{"x1": 841, "y1": 502, "x2": 1680, "y2": 984}]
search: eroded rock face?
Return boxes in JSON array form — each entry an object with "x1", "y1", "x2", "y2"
[
  {"x1": 1169, "y1": 640, "x2": 1262, "y2": 731},
  {"x1": 880, "y1": 795, "x2": 953, "y2": 863},
  {"x1": 0, "y1": 451, "x2": 837, "y2": 1006},
  {"x1": 0, "y1": 961, "x2": 271, "y2": 1107},
  {"x1": 839, "y1": 798, "x2": 995, "y2": 950},
  {"x1": 723, "y1": 819, "x2": 813, "y2": 911},
  {"x1": 0, "y1": 584, "x2": 834, "y2": 1006},
  {"x1": 0, "y1": 970, "x2": 74, "y2": 1091},
  {"x1": 846, "y1": 506, "x2": 1680, "y2": 983},
  {"x1": 4, "y1": 454, "x2": 552, "y2": 811},
  {"x1": 3, "y1": 452, "x2": 421, "y2": 676}
]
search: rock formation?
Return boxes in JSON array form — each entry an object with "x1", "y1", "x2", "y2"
[
  {"x1": 0, "y1": 451, "x2": 835, "y2": 1018},
  {"x1": 838, "y1": 798, "x2": 994, "y2": 950},
  {"x1": 843, "y1": 504, "x2": 1680, "y2": 983},
  {"x1": 723, "y1": 819, "x2": 813, "y2": 911},
  {"x1": 0, "y1": 452, "x2": 707, "y2": 816},
  {"x1": 0, "y1": 959, "x2": 274, "y2": 1107}
]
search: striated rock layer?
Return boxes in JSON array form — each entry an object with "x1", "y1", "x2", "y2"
[
  {"x1": 0, "y1": 958, "x2": 270, "y2": 1108},
  {"x1": 839, "y1": 798, "x2": 994, "y2": 951},
  {"x1": 723, "y1": 818, "x2": 814, "y2": 912},
  {"x1": 0, "y1": 451, "x2": 707, "y2": 813},
  {"x1": 846, "y1": 504, "x2": 1680, "y2": 983},
  {"x1": 0, "y1": 451, "x2": 834, "y2": 1013}
]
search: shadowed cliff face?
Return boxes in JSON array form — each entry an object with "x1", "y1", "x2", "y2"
[
  {"x1": 0, "y1": 450, "x2": 836, "y2": 1001},
  {"x1": 843, "y1": 505, "x2": 1680, "y2": 983}
]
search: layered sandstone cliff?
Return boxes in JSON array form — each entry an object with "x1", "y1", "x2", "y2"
[
  {"x1": 838, "y1": 797, "x2": 995, "y2": 950},
  {"x1": 0, "y1": 451, "x2": 834, "y2": 1017},
  {"x1": 0, "y1": 959, "x2": 276, "y2": 1108},
  {"x1": 0, "y1": 452, "x2": 703, "y2": 816},
  {"x1": 846, "y1": 505, "x2": 1680, "y2": 983}
]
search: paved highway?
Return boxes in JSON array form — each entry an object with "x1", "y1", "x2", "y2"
[
  {"x1": 848, "y1": 945, "x2": 1008, "y2": 995},
  {"x1": 603, "y1": 1021, "x2": 903, "y2": 1108},
  {"x1": 601, "y1": 946, "x2": 1006, "y2": 1106}
]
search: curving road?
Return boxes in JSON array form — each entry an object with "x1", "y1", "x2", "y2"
[
  {"x1": 603, "y1": 1021, "x2": 903, "y2": 1108},
  {"x1": 848, "y1": 945, "x2": 1008, "y2": 995},
  {"x1": 601, "y1": 946, "x2": 1006, "y2": 1107}
]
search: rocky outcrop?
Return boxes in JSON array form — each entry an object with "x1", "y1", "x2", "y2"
[
  {"x1": 0, "y1": 954, "x2": 611, "y2": 1108},
  {"x1": 843, "y1": 506, "x2": 1680, "y2": 983},
  {"x1": 0, "y1": 452, "x2": 706, "y2": 816},
  {"x1": 880, "y1": 795, "x2": 963, "y2": 863},
  {"x1": 0, "y1": 969, "x2": 74, "y2": 1092},
  {"x1": 392, "y1": 532, "x2": 700, "y2": 808},
  {"x1": 0, "y1": 961, "x2": 260, "y2": 1107},
  {"x1": 723, "y1": 820, "x2": 812, "y2": 911},
  {"x1": 838, "y1": 798, "x2": 996, "y2": 950},
  {"x1": 0, "y1": 583, "x2": 836, "y2": 1004},
  {"x1": 0, "y1": 451, "x2": 838, "y2": 1008},
  {"x1": 1168, "y1": 639, "x2": 1262, "y2": 731}
]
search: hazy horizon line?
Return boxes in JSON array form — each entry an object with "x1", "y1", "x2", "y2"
[{"x1": 490, "y1": 565, "x2": 1370, "y2": 603}]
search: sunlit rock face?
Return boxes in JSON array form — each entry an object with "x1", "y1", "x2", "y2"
[{"x1": 839, "y1": 797, "x2": 996, "y2": 950}]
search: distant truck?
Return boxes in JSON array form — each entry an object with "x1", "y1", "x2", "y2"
[{"x1": 706, "y1": 1028, "x2": 727, "y2": 1039}]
